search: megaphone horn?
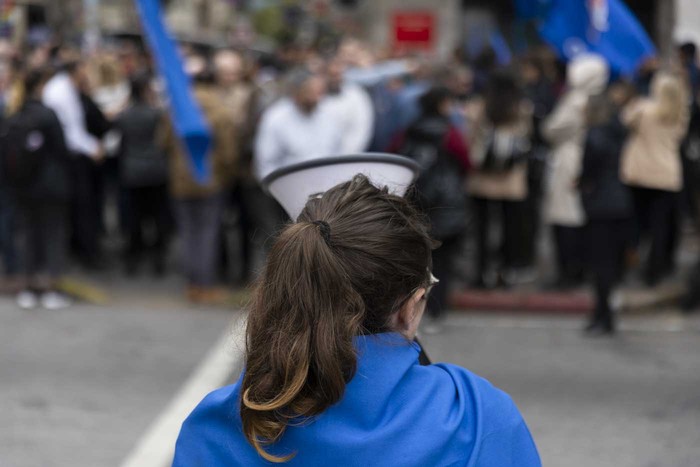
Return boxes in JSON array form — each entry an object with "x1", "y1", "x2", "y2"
[{"x1": 261, "y1": 153, "x2": 421, "y2": 220}]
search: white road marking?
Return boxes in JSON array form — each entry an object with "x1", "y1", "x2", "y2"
[{"x1": 120, "y1": 316, "x2": 247, "y2": 467}]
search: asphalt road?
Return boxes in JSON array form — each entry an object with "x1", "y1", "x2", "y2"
[{"x1": 2, "y1": 276, "x2": 700, "y2": 467}]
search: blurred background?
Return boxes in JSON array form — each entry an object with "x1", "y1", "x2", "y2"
[{"x1": 1, "y1": 0, "x2": 700, "y2": 466}]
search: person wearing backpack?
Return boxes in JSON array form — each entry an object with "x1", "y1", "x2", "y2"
[
  {"x1": 390, "y1": 86, "x2": 471, "y2": 331},
  {"x1": 1, "y1": 68, "x2": 72, "y2": 309},
  {"x1": 115, "y1": 72, "x2": 170, "y2": 276},
  {"x1": 467, "y1": 71, "x2": 533, "y2": 289}
]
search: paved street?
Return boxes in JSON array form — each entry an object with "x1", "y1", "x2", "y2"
[
  {"x1": 421, "y1": 313, "x2": 700, "y2": 467},
  {"x1": 2, "y1": 276, "x2": 700, "y2": 467},
  {"x1": 0, "y1": 276, "x2": 238, "y2": 467}
]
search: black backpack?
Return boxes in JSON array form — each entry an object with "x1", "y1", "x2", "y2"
[
  {"x1": 401, "y1": 119, "x2": 467, "y2": 240},
  {"x1": 0, "y1": 107, "x2": 47, "y2": 190}
]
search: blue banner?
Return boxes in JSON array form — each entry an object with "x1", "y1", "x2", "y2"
[
  {"x1": 134, "y1": 0, "x2": 211, "y2": 182},
  {"x1": 537, "y1": 0, "x2": 655, "y2": 76}
]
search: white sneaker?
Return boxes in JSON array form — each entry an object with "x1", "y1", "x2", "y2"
[
  {"x1": 40, "y1": 291, "x2": 71, "y2": 310},
  {"x1": 17, "y1": 290, "x2": 39, "y2": 310}
]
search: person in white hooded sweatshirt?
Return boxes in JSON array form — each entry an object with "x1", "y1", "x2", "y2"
[{"x1": 542, "y1": 54, "x2": 610, "y2": 289}]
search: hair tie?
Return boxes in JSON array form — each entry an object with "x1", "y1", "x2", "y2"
[{"x1": 312, "y1": 220, "x2": 332, "y2": 245}]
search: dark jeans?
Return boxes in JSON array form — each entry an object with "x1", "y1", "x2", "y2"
[
  {"x1": 173, "y1": 195, "x2": 223, "y2": 286},
  {"x1": 552, "y1": 224, "x2": 586, "y2": 285},
  {"x1": 0, "y1": 191, "x2": 18, "y2": 276},
  {"x1": 473, "y1": 197, "x2": 529, "y2": 280},
  {"x1": 17, "y1": 200, "x2": 68, "y2": 280},
  {"x1": 126, "y1": 185, "x2": 170, "y2": 268},
  {"x1": 428, "y1": 236, "x2": 460, "y2": 319},
  {"x1": 586, "y1": 219, "x2": 630, "y2": 329},
  {"x1": 70, "y1": 157, "x2": 104, "y2": 262},
  {"x1": 631, "y1": 187, "x2": 678, "y2": 285},
  {"x1": 522, "y1": 185, "x2": 543, "y2": 268}
]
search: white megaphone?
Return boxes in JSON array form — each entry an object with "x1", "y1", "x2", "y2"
[{"x1": 262, "y1": 153, "x2": 420, "y2": 220}]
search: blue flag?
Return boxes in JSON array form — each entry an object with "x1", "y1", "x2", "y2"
[
  {"x1": 537, "y1": 0, "x2": 655, "y2": 76},
  {"x1": 134, "y1": 0, "x2": 211, "y2": 182}
]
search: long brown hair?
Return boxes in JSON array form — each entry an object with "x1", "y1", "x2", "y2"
[
  {"x1": 241, "y1": 175, "x2": 435, "y2": 462},
  {"x1": 651, "y1": 72, "x2": 687, "y2": 125}
]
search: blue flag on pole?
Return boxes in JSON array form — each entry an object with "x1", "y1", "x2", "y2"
[
  {"x1": 134, "y1": 0, "x2": 211, "y2": 182},
  {"x1": 537, "y1": 0, "x2": 655, "y2": 76}
]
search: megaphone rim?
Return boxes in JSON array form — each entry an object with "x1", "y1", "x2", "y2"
[{"x1": 261, "y1": 153, "x2": 421, "y2": 195}]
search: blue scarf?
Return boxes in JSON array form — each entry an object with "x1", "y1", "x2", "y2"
[{"x1": 173, "y1": 333, "x2": 541, "y2": 466}]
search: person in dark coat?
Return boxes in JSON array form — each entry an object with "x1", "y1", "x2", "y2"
[
  {"x1": 42, "y1": 59, "x2": 107, "y2": 270},
  {"x1": 5, "y1": 68, "x2": 72, "y2": 309},
  {"x1": 390, "y1": 86, "x2": 471, "y2": 329},
  {"x1": 115, "y1": 73, "x2": 170, "y2": 275},
  {"x1": 579, "y1": 93, "x2": 633, "y2": 335}
]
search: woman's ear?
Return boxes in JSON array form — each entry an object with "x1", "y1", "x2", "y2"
[{"x1": 396, "y1": 288, "x2": 427, "y2": 337}]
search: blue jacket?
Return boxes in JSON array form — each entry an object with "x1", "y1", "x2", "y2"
[{"x1": 173, "y1": 333, "x2": 541, "y2": 466}]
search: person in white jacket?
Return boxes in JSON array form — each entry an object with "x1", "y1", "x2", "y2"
[
  {"x1": 254, "y1": 68, "x2": 343, "y2": 181},
  {"x1": 323, "y1": 56, "x2": 374, "y2": 154},
  {"x1": 542, "y1": 54, "x2": 609, "y2": 289}
]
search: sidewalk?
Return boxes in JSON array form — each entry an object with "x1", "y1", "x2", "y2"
[{"x1": 448, "y1": 281, "x2": 686, "y2": 314}]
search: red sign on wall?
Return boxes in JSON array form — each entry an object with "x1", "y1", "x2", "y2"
[{"x1": 392, "y1": 11, "x2": 435, "y2": 53}]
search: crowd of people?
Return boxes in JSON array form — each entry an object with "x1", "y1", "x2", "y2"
[{"x1": 1, "y1": 35, "x2": 699, "y2": 334}]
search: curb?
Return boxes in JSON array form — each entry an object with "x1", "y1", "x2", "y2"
[{"x1": 449, "y1": 289, "x2": 592, "y2": 314}]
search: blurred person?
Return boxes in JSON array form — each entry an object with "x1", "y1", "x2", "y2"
[
  {"x1": 213, "y1": 49, "x2": 260, "y2": 282},
  {"x1": 78, "y1": 62, "x2": 114, "y2": 238},
  {"x1": 173, "y1": 175, "x2": 540, "y2": 466},
  {"x1": 162, "y1": 66, "x2": 238, "y2": 304},
  {"x1": 444, "y1": 64, "x2": 475, "y2": 103},
  {"x1": 368, "y1": 74, "x2": 405, "y2": 152},
  {"x1": 0, "y1": 59, "x2": 24, "y2": 116},
  {"x1": 467, "y1": 71, "x2": 533, "y2": 288},
  {"x1": 620, "y1": 72, "x2": 689, "y2": 286},
  {"x1": 366, "y1": 60, "x2": 433, "y2": 153},
  {"x1": 542, "y1": 54, "x2": 609, "y2": 289},
  {"x1": 394, "y1": 58, "x2": 433, "y2": 133},
  {"x1": 579, "y1": 93, "x2": 633, "y2": 336},
  {"x1": 115, "y1": 73, "x2": 169, "y2": 276},
  {"x1": 472, "y1": 48, "x2": 498, "y2": 95},
  {"x1": 520, "y1": 56, "x2": 558, "y2": 273},
  {"x1": 634, "y1": 56, "x2": 660, "y2": 96},
  {"x1": 678, "y1": 46, "x2": 700, "y2": 226},
  {"x1": 435, "y1": 63, "x2": 475, "y2": 138},
  {"x1": 1, "y1": 68, "x2": 72, "y2": 309},
  {"x1": 391, "y1": 87, "x2": 471, "y2": 329},
  {"x1": 254, "y1": 68, "x2": 342, "y2": 180},
  {"x1": 91, "y1": 54, "x2": 130, "y2": 119},
  {"x1": 679, "y1": 42, "x2": 699, "y2": 97},
  {"x1": 0, "y1": 59, "x2": 23, "y2": 290},
  {"x1": 42, "y1": 58, "x2": 106, "y2": 269},
  {"x1": 213, "y1": 49, "x2": 257, "y2": 151},
  {"x1": 323, "y1": 56, "x2": 374, "y2": 153}
]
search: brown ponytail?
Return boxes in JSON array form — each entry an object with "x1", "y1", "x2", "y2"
[{"x1": 241, "y1": 175, "x2": 436, "y2": 462}]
